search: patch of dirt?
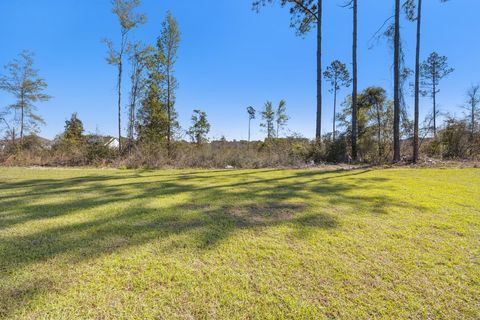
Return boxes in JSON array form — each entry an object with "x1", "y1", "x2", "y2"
[
  {"x1": 178, "y1": 204, "x2": 211, "y2": 211},
  {"x1": 225, "y1": 202, "x2": 307, "y2": 225}
]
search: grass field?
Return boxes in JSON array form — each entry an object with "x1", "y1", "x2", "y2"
[{"x1": 0, "y1": 167, "x2": 479, "y2": 319}]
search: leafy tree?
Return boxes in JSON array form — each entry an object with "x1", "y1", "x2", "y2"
[
  {"x1": 63, "y1": 113, "x2": 85, "y2": 145},
  {"x1": 276, "y1": 100, "x2": 289, "y2": 137},
  {"x1": 126, "y1": 42, "x2": 152, "y2": 147},
  {"x1": 136, "y1": 71, "x2": 168, "y2": 147},
  {"x1": 0, "y1": 50, "x2": 51, "y2": 144},
  {"x1": 104, "y1": 0, "x2": 146, "y2": 152},
  {"x1": 247, "y1": 106, "x2": 256, "y2": 142},
  {"x1": 157, "y1": 12, "x2": 181, "y2": 156},
  {"x1": 261, "y1": 101, "x2": 275, "y2": 139},
  {"x1": 324, "y1": 60, "x2": 351, "y2": 140},
  {"x1": 187, "y1": 110, "x2": 210, "y2": 145},
  {"x1": 358, "y1": 87, "x2": 390, "y2": 159},
  {"x1": 254, "y1": 0, "x2": 323, "y2": 141},
  {"x1": 420, "y1": 52, "x2": 454, "y2": 137},
  {"x1": 338, "y1": 89, "x2": 394, "y2": 162}
]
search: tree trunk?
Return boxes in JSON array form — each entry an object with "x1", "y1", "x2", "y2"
[
  {"x1": 20, "y1": 95, "x2": 24, "y2": 142},
  {"x1": 393, "y1": 0, "x2": 401, "y2": 162},
  {"x1": 377, "y1": 105, "x2": 382, "y2": 159},
  {"x1": 315, "y1": 0, "x2": 322, "y2": 141},
  {"x1": 167, "y1": 70, "x2": 172, "y2": 158},
  {"x1": 333, "y1": 79, "x2": 337, "y2": 141},
  {"x1": 117, "y1": 60, "x2": 123, "y2": 152},
  {"x1": 248, "y1": 118, "x2": 251, "y2": 142},
  {"x1": 351, "y1": 0, "x2": 358, "y2": 161},
  {"x1": 413, "y1": 0, "x2": 422, "y2": 163},
  {"x1": 433, "y1": 79, "x2": 437, "y2": 138},
  {"x1": 472, "y1": 98, "x2": 475, "y2": 138}
]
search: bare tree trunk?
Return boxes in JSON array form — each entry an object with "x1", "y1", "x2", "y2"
[
  {"x1": 393, "y1": 0, "x2": 401, "y2": 162},
  {"x1": 248, "y1": 118, "x2": 251, "y2": 142},
  {"x1": 315, "y1": 0, "x2": 322, "y2": 142},
  {"x1": 167, "y1": 68, "x2": 172, "y2": 158},
  {"x1": 352, "y1": 0, "x2": 358, "y2": 161},
  {"x1": 117, "y1": 60, "x2": 123, "y2": 152},
  {"x1": 20, "y1": 91, "x2": 24, "y2": 143},
  {"x1": 376, "y1": 105, "x2": 382, "y2": 159},
  {"x1": 472, "y1": 98, "x2": 475, "y2": 138},
  {"x1": 413, "y1": 0, "x2": 422, "y2": 163},
  {"x1": 333, "y1": 79, "x2": 337, "y2": 141},
  {"x1": 433, "y1": 79, "x2": 437, "y2": 138}
]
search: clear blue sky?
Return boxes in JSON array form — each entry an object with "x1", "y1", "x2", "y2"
[{"x1": 0, "y1": 0, "x2": 478, "y2": 140}]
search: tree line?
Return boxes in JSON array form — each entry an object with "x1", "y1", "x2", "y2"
[
  {"x1": 253, "y1": 0, "x2": 475, "y2": 163},
  {"x1": 0, "y1": 0, "x2": 479, "y2": 168}
]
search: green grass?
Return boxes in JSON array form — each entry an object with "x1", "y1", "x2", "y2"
[{"x1": 0, "y1": 167, "x2": 479, "y2": 319}]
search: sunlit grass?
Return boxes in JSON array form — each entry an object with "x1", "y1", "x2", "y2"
[{"x1": 0, "y1": 167, "x2": 479, "y2": 319}]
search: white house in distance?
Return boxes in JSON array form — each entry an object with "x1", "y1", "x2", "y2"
[{"x1": 105, "y1": 137, "x2": 120, "y2": 150}]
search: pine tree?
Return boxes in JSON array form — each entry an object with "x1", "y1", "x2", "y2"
[
  {"x1": 261, "y1": 101, "x2": 275, "y2": 139},
  {"x1": 420, "y1": 52, "x2": 454, "y2": 137},
  {"x1": 254, "y1": 0, "x2": 323, "y2": 141},
  {"x1": 324, "y1": 60, "x2": 351, "y2": 141}
]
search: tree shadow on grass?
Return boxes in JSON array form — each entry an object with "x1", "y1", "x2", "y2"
[{"x1": 0, "y1": 167, "x2": 424, "y2": 317}]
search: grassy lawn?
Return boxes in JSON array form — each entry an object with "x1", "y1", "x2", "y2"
[{"x1": 0, "y1": 167, "x2": 479, "y2": 319}]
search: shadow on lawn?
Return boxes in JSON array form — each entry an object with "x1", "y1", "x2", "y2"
[{"x1": 0, "y1": 167, "x2": 423, "y2": 316}]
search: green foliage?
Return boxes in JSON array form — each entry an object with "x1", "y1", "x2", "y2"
[
  {"x1": 337, "y1": 87, "x2": 395, "y2": 162},
  {"x1": 253, "y1": 0, "x2": 319, "y2": 35},
  {"x1": 137, "y1": 80, "x2": 168, "y2": 147},
  {"x1": 275, "y1": 100, "x2": 289, "y2": 137},
  {"x1": 0, "y1": 50, "x2": 51, "y2": 140},
  {"x1": 187, "y1": 109, "x2": 210, "y2": 145},
  {"x1": 323, "y1": 60, "x2": 351, "y2": 94},
  {"x1": 421, "y1": 52, "x2": 454, "y2": 94},
  {"x1": 157, "y1": 12, "x2": 181, "y2": 144},
  {"x1": 247, "y1": 106, "x2": 256, "y2": 120},
  {"x1": 63, "y1": 113, "x2": 85, "y2": 144},
  {"x1": 261, "y1": 101, "x2": 275, "y2": 139}
]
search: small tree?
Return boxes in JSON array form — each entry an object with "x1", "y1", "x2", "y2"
[
  {"x1": 63, "y1": 113, "x2": 85, "y2": 144},
  {"x1": 157, "y1": 12, "x2": 181, "y2": 156},
  {"x1": 358, "y1": 87, "x2": 389, "y2": 159},
  {"x1": 247, "y1": 106, "x2": 256, "y2": 142},
  {"x1": 276, "y1": 100, "x2": 289, "y2": 138},
  {"x1": 126, "y1": 42, "x2": 152, "y2": 147},
  {"x1": 324, "y1": 60, "x2": 351, "y2": 140},
  {"x1": 260, "y1": 101, "x2": 275, "y2": 139},
  {"x1": 104, "y1": 0, "x2": 146, "y2": 152},
  {"x1": 0, "y1": 50, "x2": 51, "y2": 144},
  {"x1": 420, "y1": 52, "x2": 454, "y2": 137},
  {"x1": 188, "y1": 110, "x2": 210, "y2": 145},
  {"x1": 466, "y1": 84, "x2": 480, "y2": 139}
]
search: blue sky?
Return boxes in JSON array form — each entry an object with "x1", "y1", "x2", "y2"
[{"x1": 0, "y1": 0, "x2": 478, "y2": 140}]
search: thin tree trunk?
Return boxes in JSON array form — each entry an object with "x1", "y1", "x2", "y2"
[
  {"x1": 20, "y1": 103, "x2": 24, "y2": 142},
  {"x1": 333, "y1": 80, "x2": 337, "y2": 141},
  {"x1": 117, "y1": 56, "x2": 123, "y2": 152},
  {"x1": 433, "y1": 80, "x2": 437, "y2": 138},
  {"x1": 413, "y1": 0, "x2": 422, "y2": 163},
  {"x1": 167, "y1": 69, "x2": 171, "y2": 158},
  {"x1": 472, "y1": 98, "x2": 475, "y2": 138},
  {"x1": 377, "y1": 105, "x2": 382, "y2": 159},
  {"x1": 393, "y1": 0, "x2": 401, "y2": 162},
  {"x1": 352, "y1": 0, "x2": 358, "y2": 161},
  {"x1": 248, "y1": 118, "x2": 251, "y2": 142},
  {"x1": 315, "y1": 0, "x2": 322, "y2": 141}
]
